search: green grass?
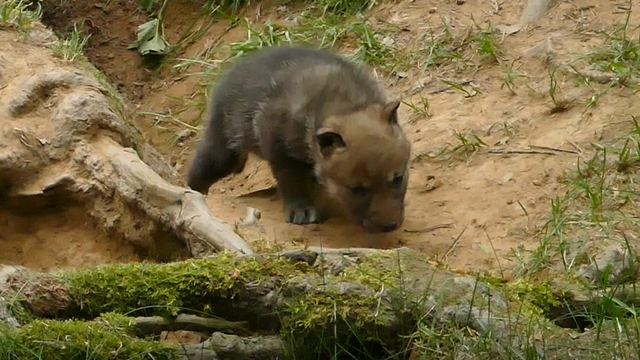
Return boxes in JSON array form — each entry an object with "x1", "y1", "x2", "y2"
[
  {"x1": 138, "y1": 0, "x2": 251, "y2": 15},
  {"x1": 500, "y1": 59, "x2": 527, "y2": 95},
  {"x1": 469, "y1": 18, "x2": 503, "y2": 65},
  {"x1": 512, "y1": 116, "x2": 640, "y2": 278},
  {"x1": 218, "y1": 13, "x2": 410, "y2": 73},
  {"x1": 50, "y1": 23, "x2": 91, "y2": 61},
  {"x1": 0, "y1": 0, "x2": 41, "y2": 32},
  {"x1": 403, "y1": 94, "x2": 431, "y2": 118},
  {"x1": 0, "y1": 313, "x2": 179, "y2": 360},
  {"x1": 435, "y1": 129, "x2": 488, "y2": 163},
  {"x1": 546, "y1": 65, "x2": 575, "y2": 113},
  {"x1": 586, "y1": 7, "x2": 640, "y2": 87},
  {"x1": 315, "y1": 0, "x2": 377, "y2": 15}
]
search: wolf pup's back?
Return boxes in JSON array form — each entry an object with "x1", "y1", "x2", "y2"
[{"x1": 187, "y1": 46, "x2": 412, "y2": 234}]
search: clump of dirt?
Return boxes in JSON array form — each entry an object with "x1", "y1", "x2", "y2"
[{"x1": 14, "y1": 0, "x2": 640, "y2": 274}]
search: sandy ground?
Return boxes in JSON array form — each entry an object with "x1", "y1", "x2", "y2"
[{"x1": 2, "y1": 0, "x2": 639, "y2": 273}]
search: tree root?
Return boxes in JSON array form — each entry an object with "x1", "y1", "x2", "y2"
[{"x1": 0, "y1": 23, "x2": 253, "y2": 260}]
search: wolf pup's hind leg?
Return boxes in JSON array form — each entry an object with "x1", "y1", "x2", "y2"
[{"x1": 186, "y1": 110, "x2": 248, "y2": 194}]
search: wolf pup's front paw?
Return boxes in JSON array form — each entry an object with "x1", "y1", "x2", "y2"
[{"x1": 285, "y1": 204, "x2": 321, "y2": 225}]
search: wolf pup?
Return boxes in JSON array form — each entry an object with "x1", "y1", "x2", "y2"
[{"x1": 186, "y1": 46, "x2": 411, "y2": 234}]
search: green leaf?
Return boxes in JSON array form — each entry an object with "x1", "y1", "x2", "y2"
[{"x1": 128, "y1": 18, "x2": 170, "y2": 56}]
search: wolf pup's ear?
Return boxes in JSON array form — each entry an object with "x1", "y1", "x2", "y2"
[
  {"x1": 316, "y1": 127, "x2": 346, "y2": 158},
  {"x1": 382, "y1": 100, "x2": 401, "y2": 125}
]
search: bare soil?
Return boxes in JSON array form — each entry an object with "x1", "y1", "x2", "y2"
[
  {"x1": 5, "y1": 0, "x2": 640, "y2": 273},
  {"x1": 0, "y1": 205, "x2": 141, "y2": 271}
]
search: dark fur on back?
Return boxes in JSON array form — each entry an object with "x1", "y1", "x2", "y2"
[{"x1": 187, "y1": 46, "x2": 411, "y2": 233}]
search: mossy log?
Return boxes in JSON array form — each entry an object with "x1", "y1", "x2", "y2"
[
  {"x1": 0, "y1": 19, "x2": 253, "y2": 261},
  {"x1": 2, "y1": 247, "x2": 639, "y2": 359}
]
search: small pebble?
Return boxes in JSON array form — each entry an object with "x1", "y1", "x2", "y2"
[{"x1": 381, "y1": 36, "x2": 395, "y2": 47}]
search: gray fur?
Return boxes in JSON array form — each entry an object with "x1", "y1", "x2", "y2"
[{"x1": 187, "y1": 46, "x2": 407, "y2": 231}]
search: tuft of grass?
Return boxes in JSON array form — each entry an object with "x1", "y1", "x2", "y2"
[
  {"x1": 316, "y1": 0, "x2": 377, "y2": 15},
  {"x1": 227, "y1": 19, "x2": 300, "y2": 58},
  {"x1": 403, "y1": 94, "x2": 431, "y2": 119},
  {"x1": 546, "y1": 66, "x2": 574, "y2": 113},
  {"x1": 441, "y1": 79, "x2": 482, "y2": 97},
  {"x1": 50, "y1": 23, "x2": 91, "y2": 61},
  {"x1": 500, "y1": 58, "x2": 526, "y2": 95},
  {"x1": 138, "y1": 0, "x2": 249, "y2": 15},
  {"x1": 412, "y1": 27, "x2": 465, "y2": 70},
  {"x1": 436, "y1": 129, "x2": 488, "y2": 163},
  {"x1": 408, "y1": 18, "x2": 510, "y2": 75},
  {"x1": 586, "y1": 6, "x2": 640, "y2": 86},
  {"x1": 222, "y1": 14, "x2": 407, "y2": 74},
  {"x1": 0, "y1": 0, "x2": 41, "y2": 32},
  {"x1": 515, "y1": 116, "x2": 640, "y2": 280},
  {"x1": 0, "y1": 313, "x2": 179, "y2": 359},
  {"x1": 349, "y1": 19, "x2": 406, "y2": 73},
  {"x1": 469, "y1": 18, "x2": 503, "y2": 65},
  {"x1": 616, "y1": 118, "x2": 640, "y2": 173},
  {"x1": 518, "y1": 195, "x2": 570, "y2": 276},
  {"x1": 141, "y1": 108, "x2": 201, "y2": 146}
]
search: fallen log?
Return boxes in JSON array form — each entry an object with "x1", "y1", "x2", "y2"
[
  {"x1": 2, "y1": 247, "x2": 639, "y2": 360},
  {"x1": 133, "y1": 314, "x2": 249, "y2": 337}
]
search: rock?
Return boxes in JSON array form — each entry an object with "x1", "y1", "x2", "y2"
[{"x1": 576, "y1": 245, "x2": 639, "y2": 285}]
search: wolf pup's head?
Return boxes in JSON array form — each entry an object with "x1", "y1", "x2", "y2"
[{"x1": 314, "y1": 101, "x2": 411, "y2": 234}]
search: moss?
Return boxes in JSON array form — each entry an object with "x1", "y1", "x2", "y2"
[
  {"x1": 0, "y1": 312, "x2": 178, "y2": 360},
  {"x1": 279, "y1": 251, "x2": 419, "y2": 358},
  {"x1": 281, "y1": 278, "x2": 381, "y2": 330},
  {"x1": 59, "y1": 251, "x2": 312, "y2": 319},
  {"x1": 504, "y1": 278, "x2": 560, "y2": 314}
]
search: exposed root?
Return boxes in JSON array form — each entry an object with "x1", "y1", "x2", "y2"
[{"x1": 0, "y1": 22, "x2": 253, "y2": 260}]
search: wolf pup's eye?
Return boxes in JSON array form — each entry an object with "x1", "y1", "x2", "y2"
[
  {"x1": 391, "y1": 174, "x2": 404, "y2": 187},
  {"x1": 350, "y1": 185, "x2": 369, "y2": 196}
]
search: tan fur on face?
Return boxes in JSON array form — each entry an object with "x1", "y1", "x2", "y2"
[{"x1": 313, "y1": 103, "x2": 411, "y2": 231}]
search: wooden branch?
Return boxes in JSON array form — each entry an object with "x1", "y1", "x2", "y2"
[
  {"x1": 134, "y1": 314, "x2": 249, "y2": 336},
  {"x1": 94, "y1": 137, "x2": 254, "y2": 256}
]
